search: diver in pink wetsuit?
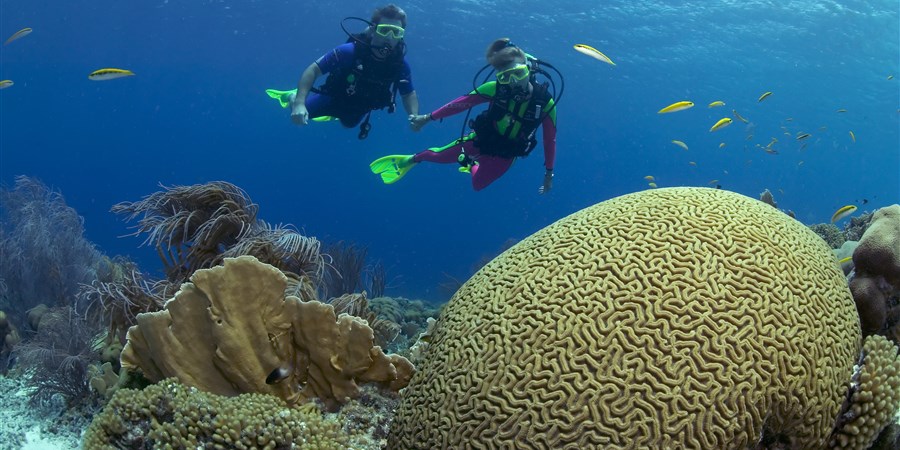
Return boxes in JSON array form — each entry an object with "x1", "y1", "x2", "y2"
[{"x1": 370, "y1": 38, "x2": 558, "y2": 193}]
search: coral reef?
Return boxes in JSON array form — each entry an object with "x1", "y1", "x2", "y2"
[
  {"x1": 121, "y1": 256, "x2": 414, "y2": 410},
  {"x1": 1, "y1": 310, "x2": 20, "y2": 373},
  {"x1": 829, "y1": 334, "x2": 900, "y2": 449},
  {"x1": 811, "y1": 223, "x2": 847, "y2": 249},
  {"x1": 388, "y1": 187, "x2": 862, "y2": 449},
  {"x1": 835, "y1": 241, "x2": 859, "y2": 275},
  {"x1": 759, "y1": 188, "x2": 777, "y2": 208},
  {"x1": 845, "y1": 212, "x2": 875, "y2": 242},
  {"x1": 849, "y1": 205, "x2": 900, "y2": 339},
  {"x1": 328, "y1": 292, "x2": 400, "y2": 348},
  {"x1": 76, "y1": 256, "x2": 172, "y2": 345},
  {"x1": 0, "y1": 176, "x2": 103, "y2": 329},
  {"x1": 82, "y1": 378, "x2": 353, "y2": 449},
  {"x1": 112, "y1": 181, "x2": 325, "y2": 287},
  {"x1": 13, "y1": 306, "x2": 101, "y2": 407}
]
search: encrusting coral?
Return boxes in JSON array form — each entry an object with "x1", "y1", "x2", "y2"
[
  {"x1": 121, "y1": 255, "x2": 414, "y2": 410},
  {"x1": 388, "y1": 187, "x2": 866, "y2": 449},
  {"x1": 82, "y1": 378, "x2": 353, "y2": 449},
  {"x1": 849, "y1": 205, "x2": 900, "y2": 338}
]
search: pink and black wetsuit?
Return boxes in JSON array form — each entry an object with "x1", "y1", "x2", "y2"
[{"x1": 413, "y1": 81, "x2": 557, "y2": 191}]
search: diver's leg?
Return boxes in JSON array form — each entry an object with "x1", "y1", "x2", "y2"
[
  {"x1": 470, "y1": 155, "x2": 515, "y2": 191},
  {"x1": 412, "y1": 133, "x2": 474, "y2": 164}
]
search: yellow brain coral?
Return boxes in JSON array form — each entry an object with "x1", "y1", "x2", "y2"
[{"x1": 389, "y1": 187, "x2": 862, "y2": 449}]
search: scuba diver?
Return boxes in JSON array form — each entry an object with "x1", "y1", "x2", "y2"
[
  {"x1": 369, "y1": 38, "x2": 560, "y2": 192},
  {"x1": 265, "y1": 4, "x2": 420, "y2": 139}
]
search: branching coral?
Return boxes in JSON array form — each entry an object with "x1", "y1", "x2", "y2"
[
  {"x1": 13, "y1": 306, "x2": 102, "y2": 406},
  {"x1": 111, "y1": 181, "x2": 260, "y2": 281},
  {"x1": 76, "y1": 257, "x2": 172, "y2": 345},
  {"x1": 0, "y1": 176, "x2": 103, "y2": 328},
  {"x1": 112, "y1": 182, "x2": 326, "y2": 292}
]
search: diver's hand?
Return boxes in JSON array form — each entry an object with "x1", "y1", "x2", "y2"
[
  {"x1": 538, "y1": 169, "x2": 553, "y2": 194},
  {"x1": 409, "y1": 113, "x2": 431, "y2": 132},
  {"x1": 290, "y1": 101, "x2": 309, "y2": 126}
]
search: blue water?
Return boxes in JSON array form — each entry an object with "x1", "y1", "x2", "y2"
[{"x1": 1, "y1": 0, "x2": 898, "y2": 300}]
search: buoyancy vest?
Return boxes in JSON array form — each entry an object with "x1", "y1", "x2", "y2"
[
  {"x1": 470, "y1": 82, "x2": 551, "y2": 158},
  {"x1": 317, "y1": 36, "x2": 405, "y2": 112}
]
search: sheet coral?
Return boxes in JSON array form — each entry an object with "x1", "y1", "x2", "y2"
[
  {"x1": 388, "y1": 187, "x2": 863, "y2": 449},
  {"x1": 121, "y1": 255, "x2": 413, "y2": 409}
]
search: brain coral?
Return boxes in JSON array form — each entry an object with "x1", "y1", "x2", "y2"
[{"x1": 388, "y1": 187, "x2": 862, "y2": 449}]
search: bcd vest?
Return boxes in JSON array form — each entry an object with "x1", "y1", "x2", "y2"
[
  {"x1": 470, "y1": 82, "x2": 551, "y2": 158},
  {"x1": 317, "y1": 38, "x2": 405, "y2": 112}
]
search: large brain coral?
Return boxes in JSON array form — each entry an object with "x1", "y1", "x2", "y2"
[{"x1": 389, "y1": 187, "x2": 862, "y2": 449}]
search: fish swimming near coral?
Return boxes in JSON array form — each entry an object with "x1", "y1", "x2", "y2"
[
  {"x1": 0, "y1": 80, "x2": 12, "y2": 89},
  {"x1": 831, "y1": 205, "x2": 857, "y2": 223},
  {"x1": 708, "y1": 101, "x2": 725, "y2": 108},
  {"x1": 757, "y1": 91, "x2": 772, "y2": 102},
  {"x1": 658, "y1": 101, "x2": 694, "y2": 114},
  {"x1": 671, "y1": 140, "x2": 689, "y2": 150}
]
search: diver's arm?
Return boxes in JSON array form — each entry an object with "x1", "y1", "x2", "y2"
[
  {"x1": 291, "y1": 63, "x2": 322, "y2": 125},
  {"x1": 401, "y1": 91, "x2": 419, "y2": 116},
  {"x1": 296, "y1": 62, "x2": 322, "y2": 101},
  {"x1": 538, "y1": 107, "x2": 558, "y2": 195}
]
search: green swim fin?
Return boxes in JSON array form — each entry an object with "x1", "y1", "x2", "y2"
[
  {"x1": 265, "y1": 88, "x2": 298, "y2": 108},
  {"x1": 370, "y1": 154, "x2": 417, "y2": 184}
]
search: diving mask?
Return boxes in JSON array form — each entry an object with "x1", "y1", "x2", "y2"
[
  {"x1": 496, "y1": 64, "x2": 530, "y2": 84},
  {"x1": 374, "y1": 23, "x2": 405, "y2": 39}
]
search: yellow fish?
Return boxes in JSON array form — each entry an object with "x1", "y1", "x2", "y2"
[
  {"x1": 708, "y1": 179, "x2": 719, "y2": 185},
  {"x1": 849, "y1": 131, "x2": 856, "y2": 142},
  {"x1": 688, "y1": 161, "x2": 697, "y2": 166},
  {"x1": 0, "y1": 80, "x2": 12, "y2": 89},
  {"x1": 4, "y1": 28, "x2": 32, "y2": 45},
  {"x1": 757, "y1": 91, "x2": 772, "y2": 102},
  {"x1": 88, "y1": 68, "x2": 135, "y2": 81},
  {"x1": 708, "y1": 101, "x2": 725, "y2": 108},
  {"x1": 831, "y1": 205, "x2": 857, "y2": 223},
  {"x1": 572, "y1": 44, "x2": 615, "y2": 66},
  {"x1": 733, "y1": 109, "x2": 749, "y2": 123},
  {"x1": 658, "y1": 101, "x2": 694, "y2": 114},
  {"x1": 648, "y1": 182, "x2": 658, "y2": 188},
  {"x1": 718, "y1": 142, "x2": 726, "y2": 148},
  {"x1": 644, "y1": 175, "x2": 655, "y2": 181},
  {"x1": 671, "y1": 140, "x2": 689, "y2": 150},
  {"x1": 709, "y1": 117, "x2": 732, "y2": 132},
  {"x1": 796, "y1": 133, "x2": 811, "y2": 141},
  {"x1": 836, "y1": 109, "x2": 847, "y2": 113},
  {"x1": 838, "y1": 256, "x2": 852, "y2": 264}
]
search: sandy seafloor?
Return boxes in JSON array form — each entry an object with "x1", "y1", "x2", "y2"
[{"x1": 0, "y1": 375, "x2": 85, "y2": 450}]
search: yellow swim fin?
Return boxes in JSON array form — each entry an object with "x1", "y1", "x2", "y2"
[
  {"x1": 370, "y1": 154, "x2": 417, "y2": 184},
  {"x1": 265, "y1": 88, "x2": 297, "y2": 108}
]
